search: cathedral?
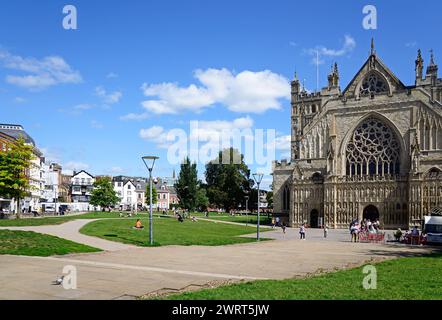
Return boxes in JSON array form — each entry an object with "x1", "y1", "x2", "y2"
[{"x1": 273, "y1": 41, "x2": 442, "y2": 229}]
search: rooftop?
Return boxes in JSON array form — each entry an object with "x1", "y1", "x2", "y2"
[{"x1": 0, "y1": 124, "x2": 36, "y2": 146}]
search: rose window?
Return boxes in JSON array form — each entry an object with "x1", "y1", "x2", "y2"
[
  {"x1": 346, "y1": 117, "x2": 400, "y2": 176},
  {"x1": 359, "y1": 73, "x2": 389, "y2": 96}
]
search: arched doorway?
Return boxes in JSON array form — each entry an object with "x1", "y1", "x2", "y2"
[
  {"x1": 310, "y1": 209, "x2": 319, "y2": 228},
  {"x1": 363, "y1": 205, "x2": 379, "y2": 222}
]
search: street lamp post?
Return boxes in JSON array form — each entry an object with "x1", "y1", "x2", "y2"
[
  {"x1": 245, "y1": 195, "x2": 249, "y2": 227},
  {"x1": 252, "y1": 173, "x2": 264, "y2": 241},
  {"x1": 142, "y1": 156, "x2": 159, "y2": 245}
]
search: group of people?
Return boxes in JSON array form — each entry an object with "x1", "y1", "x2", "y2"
[
  {"x1": 349, "y1": 218, "x2": 383, "y2": 242},
  {"x1": 394, "y1": 226, "x2": 421, "y2": 243},
  {"x1": 272, "y1": 216, "x2": 287, "y2": 234}
]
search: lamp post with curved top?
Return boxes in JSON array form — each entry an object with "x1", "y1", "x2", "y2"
[{"x1": 142, "y1": 156, "x2": 159, "y2": 245}]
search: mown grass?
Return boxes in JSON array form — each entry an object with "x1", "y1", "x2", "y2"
[
  {"x1": 80, "y1": 216, "x2": 269, "y2": 247},
  {"x1": 0, "y1": 211, "x2": 141, "y2": 226},
  {"x1": 204, "y1": 214, "x2": 272, "y2": 225},
  {"x1": 163, "y1": 254, "x2": 442, "y2": 300},
  {"x1": 0, "y1": 230, "x2": 100, "y2": 256}
]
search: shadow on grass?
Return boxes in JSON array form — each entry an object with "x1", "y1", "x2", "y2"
[{"x1": 366, "y1": 245, "x2": 442, "y2": 258}]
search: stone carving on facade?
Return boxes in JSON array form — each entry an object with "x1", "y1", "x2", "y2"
[
  {"x1": 274, "y1": 41, "x2": 442, "y2": 229},
  {"x1": 411, "y1": 132, "x2": 421, "y2": 174}
]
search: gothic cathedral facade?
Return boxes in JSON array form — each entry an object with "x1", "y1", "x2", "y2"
[{"x1": 273, "y1": 42, "x2": 442, "y2": 229}]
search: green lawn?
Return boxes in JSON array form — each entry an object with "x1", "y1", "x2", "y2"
[
  {"x1": 205, "y1": 214, "x2": 272, "y2": 225},
  {"x1": 163, "y1": 254, "x2": 442, "y2": 300},
  {"x1": 174, "y1": 212, "x2": 272, "y2": 225},
  {"x1": 0, "y1": 211, "x2": 143, "y2": 227},
  {"x1": 0, "y1": 230, "x2": 100, "y2": 256},
  {"x1": 80, "y1": 217, "x2": 269, "y2": 247}
]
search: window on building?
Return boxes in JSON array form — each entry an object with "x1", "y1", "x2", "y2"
[
  {"x1": 359, "y1": 73, "x2": 389, "y2": 97},
  {"x1": 282, "y1": 185, "x2": 290, "y2": 211},
  {"x1": 346, "y1": 117, "x2": 400, "y2": 177}
]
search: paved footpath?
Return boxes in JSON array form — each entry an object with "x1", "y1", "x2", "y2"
[
  {"x1": 0, "y1": 221, "x2": 438, "y2": 300},
  {"x1": 0, "y1": 219, "x2": 134, "y2": 251}
]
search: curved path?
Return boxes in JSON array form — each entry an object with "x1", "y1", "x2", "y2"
[
  {"x1": 1, "y1": 217, "x2": 439, "y2": 300},
  {"x1": 0, "y1": 219, "x2": 134, "y2": 251}
]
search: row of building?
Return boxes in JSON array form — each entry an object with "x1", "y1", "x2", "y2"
[{"x1": 0, "y1": 123, "x2": 178, "y2": 214}]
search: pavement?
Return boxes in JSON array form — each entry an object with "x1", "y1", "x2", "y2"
[{"x1": 0, "y1": 220, "x2": 439, "y2": 300}]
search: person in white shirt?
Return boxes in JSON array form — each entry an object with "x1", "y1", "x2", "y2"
[{"x1": 299, "y1": 224, "x2": 306, "y2": 240}]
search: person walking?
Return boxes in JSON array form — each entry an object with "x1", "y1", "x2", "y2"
[
  {"x1": 350, "y1": 224, "x2": 358, "y2": 242},
  {"x1": 299, "y1": 224, "x2": 306, "y2": 240},
  {"x1": 324, "y1": 225, "x2": 329, "y2": 238}
]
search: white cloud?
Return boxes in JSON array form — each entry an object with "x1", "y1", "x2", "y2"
[
  {"x1": 139, "y1": 116, "x2": 255, "y2": 151},
  {"x1": 134, "y1": 68, "x2": 289, "y2": 116},
  {"x1": 189, "y1": 117, "x2": 254, "y2": 143},
  {"x1": 120, "y1": 112, "x2": 149, "y2": 121},
  {"x1": 95, "y1": 86, "x2": 122, "y2": 104},
  {"x1": 91, "y1": 120, "x2": 104, "y2": 129},
  {"x1": 14, "y1": 97, "x2": 26, "y2": 104},
  {"x1": 39, "y1": 147, "x2": 62, "y2": 163},
  {"x1": 267, "y1": 134, "x2": 291, "y2": 159},
  {"x1": 63, "y1": 161, "x2": 90, "y2": 172},
  {"x1": 0, "y1": 49, "x2": 82, "y2": 90},
  {"x1": 140, "y1": 126, "x2": 165, "y2": 140},
  {"x1": 306, "y1": 35, "x2": 356, "y2": 65},
  {"x1": 73, "y1": 103, "x2": 94, "y2": 110},
  {"x1": 106, "y1": 72, "x2": 118, "y2": 79},
  {"x1": 110, "y1": 166, "x2": 124, "y2": 174}
]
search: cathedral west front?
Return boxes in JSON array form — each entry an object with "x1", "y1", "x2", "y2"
[{"x1": 273, "y1": 41, "x2": 442, "y2": 229}]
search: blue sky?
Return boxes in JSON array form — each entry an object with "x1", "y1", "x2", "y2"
[{"x1": 1, "y1": 0, "x2": 441, "y2": 189}]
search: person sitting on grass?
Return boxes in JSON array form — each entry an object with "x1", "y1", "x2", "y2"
[
  {"x1": 177, "y1": 213, "x2": 184, "y2": 223},
  {"x1": 394, "y1": 228, "x2": 403, "y2": 242},
  {"x1": 133, "y1": 219, "x2": 144, "y2": 229}
]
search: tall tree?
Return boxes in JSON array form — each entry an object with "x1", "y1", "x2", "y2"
[
  {"x1": 205, "y1": 148, "x2": 251, "y2": 211},
  {"x1": 175, "y1": 157, "x2": 199, "y2": 211},
  {"x1": 145, "y1": 184, "x2": 158, "y2": 205},
  {"x1": 90, "y1": 177, "x2": 119, "y2": 210},
  {"x1": 0, "y1": 136, "x2": 34, "y2": 219},
  {"x1": 195, "y1": 187, "x2": 209, "y2": 211}
]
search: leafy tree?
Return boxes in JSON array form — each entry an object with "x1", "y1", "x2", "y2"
[
  {"x1": 195, "y1": 187, "x2": 209, "y2": 211},
  {"x1": 90, "y1": 177, "x2": 119, "y2": 210},
  {"x1": 145, "y1": 184, "x2": 158, "y2": 205},
  {"x1": 0, "y1": 136, "x2": 34, "y2": 219},
  {"x1": 205, "y1": 148, "x2": 251, "y2": 211},
  {"x1": 175, "y1": 157, "x2": 198, "y2": 211}
]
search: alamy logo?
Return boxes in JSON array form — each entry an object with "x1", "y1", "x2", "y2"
[
  {"x1": 63, "y1": 5, "x2": 78, "y2": 30},
  {"x1": 362, "y1": 5, "x2": 377, "y2": 30},
  {"x1": 62, "y1": 265, "x2": 77, "y2": 290},
  {"x1": 362, "y1": 265, "x2": 377, "y2": 290}
]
